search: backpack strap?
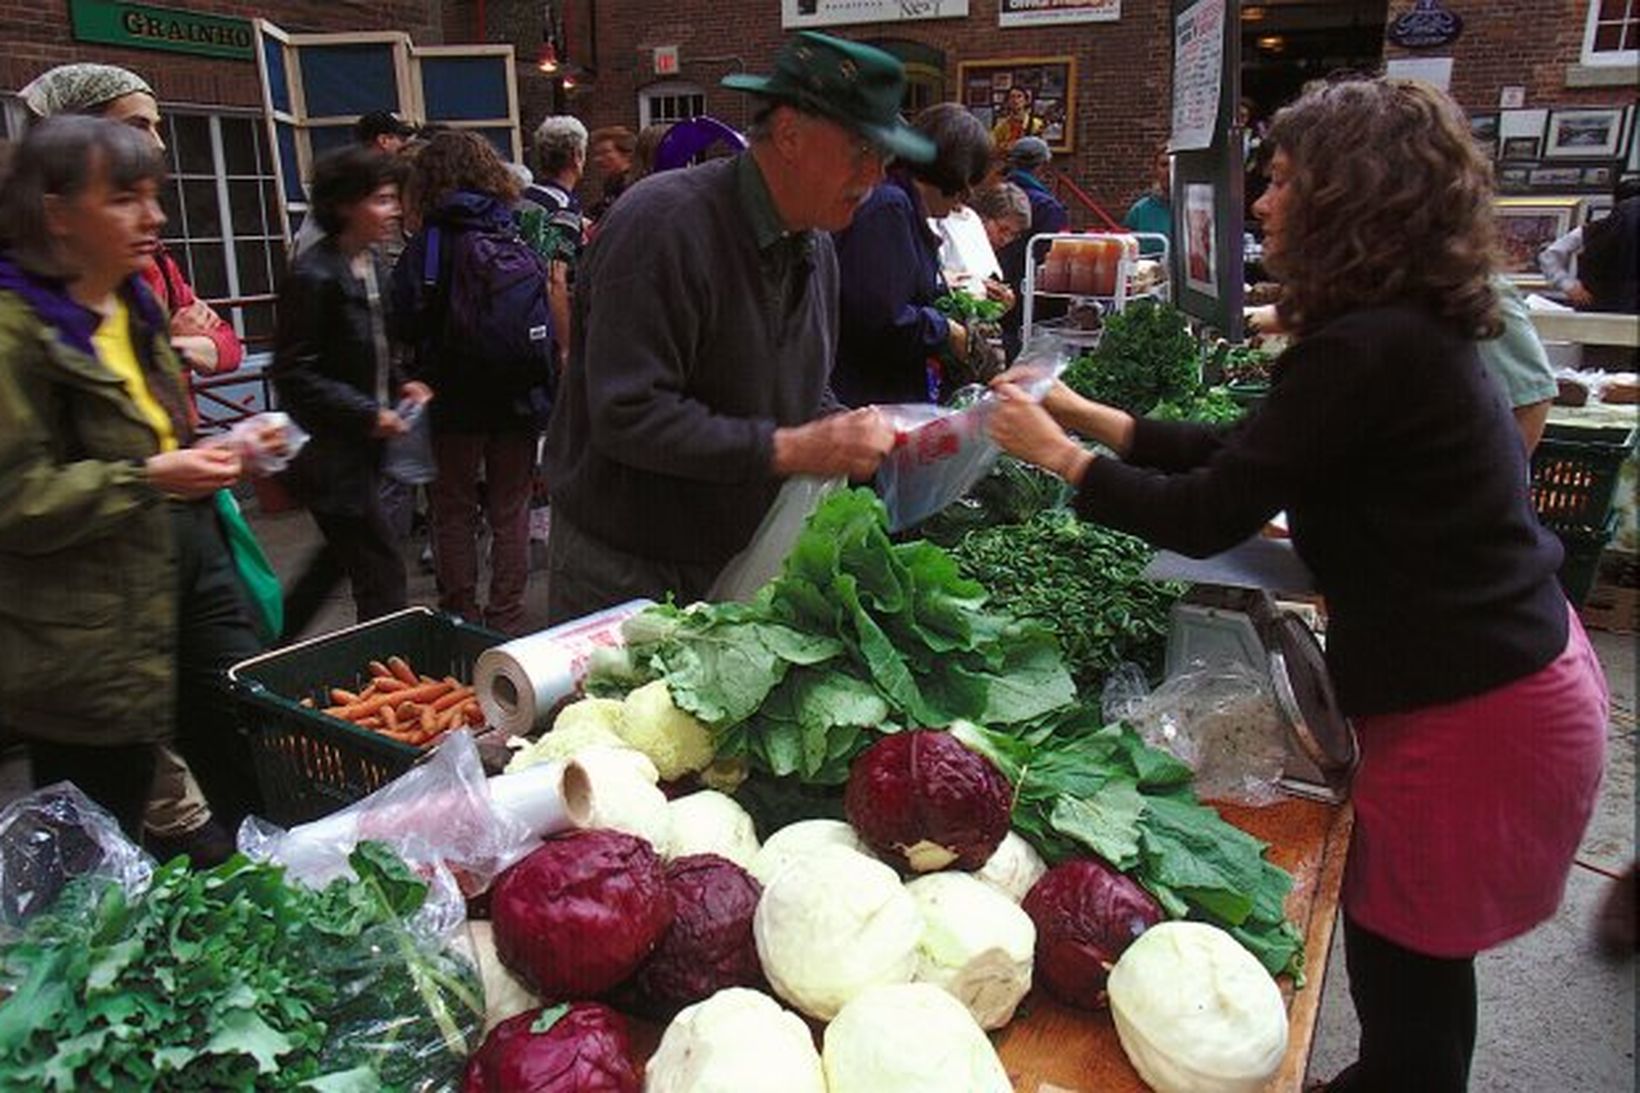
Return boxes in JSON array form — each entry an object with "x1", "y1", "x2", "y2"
[{"x1": 422, "y1": 224, "x2": 443, "y2": 288}]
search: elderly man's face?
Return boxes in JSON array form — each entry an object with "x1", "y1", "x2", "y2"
[{"x1": 785, "y1": 113, "x2": 888, "y2": 232}]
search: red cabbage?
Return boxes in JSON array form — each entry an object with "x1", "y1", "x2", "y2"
[
  {"x1": 461, "y1": 1002, "x2": 639, "y2": 1092},
  {"x1": 1022, "y1": 858, "x2": 1164, "y2": 1009},
  {"x1": 632, "y1": 853, "x2": 764, "y2": 1013},
  {"x1": 844, "y1": 730, "x2": 1012, "y2": 873},
  {"x1": 491, "y1": 829, "x2": 673, "y2": 999}
]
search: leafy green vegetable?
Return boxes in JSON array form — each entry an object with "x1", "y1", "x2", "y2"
[
  {"x1": 593, "y1": 489, "x2": 1076, "y2": 784},
  {"x1": 530, "y1": 1003, "x2": 570, "y2": 1035},
  {"x1": 1061, "y1": 299, "x2": 1201, "y2": 416},
  {"x1": 950, "y1": 509, "x2": 1186, "y2": 692},
  {"x1": 908, "y1": 455, "x2": 1072, "y2": 547},
  {"x1": 0, "y1": 843, "x2": 483, "y2": 1091},
  {"x1": 1147, "y1": 386, "x2": 1246, "y2": 426},
  {"x1": 953, "y1": 713, "x2": 1304, "y2": 981},
  {"x1": 934, "y1": 292, "x2": 1007, "y2": 324}
]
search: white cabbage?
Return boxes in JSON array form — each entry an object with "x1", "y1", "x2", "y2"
[
  {"x1": 664, "y1": 790, "x2": 760, "y2": 869},
  {"x1": 753, "y1": 845, "x2": 920, "y2": 1020},
  {"x1": 748, "y1": 818, "x2": 872, "y2": 887},
  {"x1": 1107, "y1": 921, "x2": 1289, "y2": 1093},
  {"x1": 644, "y1": 987, "x2": 825, "y2": 1093},
  {"x1": 905, "y1": 872, "x2": 1035, "y2": 1029},
  {"x1": 974, "y1": 831, "x2": 1048, "y2": 903},
  {"x1": 822, "y1": 982, "x2": 1011, "y2": 1093},
  {"x1": 572, "y1": 745, "x2": 670, "y2": 850},
  {"x1": 465, "y1": 919, "x2": 540, "y2": 1032}
]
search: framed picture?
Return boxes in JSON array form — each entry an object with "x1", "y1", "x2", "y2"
[
  {"x1": 1496, "y1": 160, "x2": 1534, "y2": 194},
  {"x1": 1501, "y1": 136, "x2": 1540, "y2": 159},
  {"x1": 1470, "y1": 112, "x2": 1499, "y2": 158},
  {"x1": 1581, "y1": 195, "x2": 1614, "y2": 226},
  {"x1": 1544, "y1": 107, "x2": 1625, "y2": 158},
  {"x1": 957, "y1": 56, "x2": 1077, "y2": 154},
  {"x1": 1494, "y1": 197, "x2": 1580, "y2": 287},
  {"x1": 1530, "y1": 165, "x2": 1585, "y2": 189}
]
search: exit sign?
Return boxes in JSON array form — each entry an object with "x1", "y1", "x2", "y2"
[{"x1": 653, "y1": 45, "x2": 680, "y2": 76}]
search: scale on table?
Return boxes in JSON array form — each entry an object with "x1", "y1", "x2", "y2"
[{"x1": 1143, "y1": 535, "x2": 1358, "y2": 804}]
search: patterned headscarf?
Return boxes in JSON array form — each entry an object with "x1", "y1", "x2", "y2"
[{"x1": 20, "y1": 64, "x2": 154, "y2": 118}]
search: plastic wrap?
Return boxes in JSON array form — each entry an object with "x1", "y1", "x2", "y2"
[
  {"x1": 1124, "y1": 659, "x2": 1288, "y2": 807},
  {"x1": 384, "y1": 397, "x2": 438, "y2": 485},
  {"x1": 474, "y1": 600, "x2": 655, "y2": 734},
  {"x1": 0, "y1": 784, "x2": 151, "y2": 944},
  {"x1": 206, "y1": 410, "x2": 310, "y2": 477}
]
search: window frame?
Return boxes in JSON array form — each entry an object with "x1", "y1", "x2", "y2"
[
  {"x1": 639, "y1": 79, "x2": 707, "y2": 129},
  {"x1": 1581, "y1": 0, "x2": 1638, "y2": 68}
]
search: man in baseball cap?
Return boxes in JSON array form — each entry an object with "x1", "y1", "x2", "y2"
[
  {"x1": 355, "y1": 110, "x2": 418, "y2": 152},
  {"x1": 541, "y1": 31, "x2": 921, "y2": 620}
]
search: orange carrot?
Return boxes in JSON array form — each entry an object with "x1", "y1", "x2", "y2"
[
  {"x1": 387, "y1": 656, "x2": 418, "y2": 687},
  {"x1": 430, "y1": 685, "x2": 474, "y2": 713},
  {"x1": 330, "y1": 688, "x2": 360, "y2": 706},
  {"x1": 368, "y1": 659, "x2": 392, "y2": 679}
]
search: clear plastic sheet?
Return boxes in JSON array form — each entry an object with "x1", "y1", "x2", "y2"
[{"x1": 1124, "y1": 658, "x2": 1288, "y2": 807}]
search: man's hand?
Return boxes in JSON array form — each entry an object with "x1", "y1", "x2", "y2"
[
  {"x1": 400, "y1": 380, "x2": 434, "y2": 405},
  {"x1": 1566, "y1": 281, "x2": 1595, "y2": 309},
  {"x1": 771, "y1": 407, "x2": 896, "y2": 480},
  {"x1": 982, "y1": 278, "x2": 1017, "y2": 314},
  {"x1": 144, "y1": 447, "x2": 242, "y2": 499},
  {"x1": 372, "y1": 409, "x2": 409, "y2": 439}
]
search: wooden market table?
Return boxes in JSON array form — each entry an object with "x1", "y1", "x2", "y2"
[{"x1": 994, "y1": 796, "x2": 1354, "y2": 1093}]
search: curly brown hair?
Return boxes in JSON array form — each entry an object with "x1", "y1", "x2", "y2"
[
  {"x1": 402, "y1": 129, "x2": 521, "y2": 223},
  {"x1": 1263, "y1": 77, "x2": 1500, "y2": 339}
]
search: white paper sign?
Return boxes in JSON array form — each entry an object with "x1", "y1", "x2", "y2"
[
  {"x1": 782, "y1": 0, "x2": 968, "y2": 28},
  {"x1": 1170, "y1": 0, "x2": 1226, "y2": 152},
  {"x1": 1385, "y1": 56, "x2": 1454, "y2": 91},
  {"x1": 998, "y1": 0, "x2": 1120, "y2": 28}
]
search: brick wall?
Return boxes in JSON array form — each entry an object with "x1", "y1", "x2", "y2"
[
  {"x1": 0, "y1": 0, "x2": 445, "y2": 110},
  {"x1": 452, "y1": 0, "x2": 1174, "y2": 225},
  {"x1": 1383, "y1": 0, "x2": 1632, "y2": 112}
]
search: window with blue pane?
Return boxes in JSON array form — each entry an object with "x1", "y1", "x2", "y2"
[
  {"x1": 263, "y1": 38, "x2": 292, "y2": 113},
  {"x1": 300, "y1": 45, "x2": 399, "y2": 118},
  {"x1": 421, "y1": 57, "x2": 510, "y2": 121}
]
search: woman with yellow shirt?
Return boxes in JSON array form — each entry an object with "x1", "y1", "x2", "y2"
[{"x1": 0, "y1": 116, "x2": 263, "y2": 839}]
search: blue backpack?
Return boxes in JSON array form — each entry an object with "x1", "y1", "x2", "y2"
[{"x1": 414, "y1": 215, "x2": 557, "y2": 421}]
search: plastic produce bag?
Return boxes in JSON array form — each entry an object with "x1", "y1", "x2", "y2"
[
  {"x1": 238, "y1": 730, "x2": 536, "y2": 895},
  {"x1": 0, "y1": 784, "x2": 151, "y2": 944},
  {"x1": 1100, "y1": 662, "x2": 1153, "y2": 725},
  {"x1": 384, "y1": 396, "x2": 438, "y2": 485},
  {"x1": 875, "y1": 334, "x2": 1067, "y2": 533},
  {"x1": 708, "y1": 475, "x2": 845, "y2": 602},
  {"x1": 1123, "y1": 658, "x2": 1288, "y2": 806},
  {"x1": 206, "y1": 410, "x2": 311, "y2": 477}
]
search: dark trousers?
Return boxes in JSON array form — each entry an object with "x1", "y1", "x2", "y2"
[
  {"x1": 282, "y1": 501, "x2": 407, "y2": 640},
  {"x1": 545, "y1": 512, "x2": 718, "y2": 626},
  {"x1": 1327, "y1": 915, "x2": 1478, "y2": 1093},
  {"x1": 29, "y1": 501, "x2": 264, "y2": 839}
]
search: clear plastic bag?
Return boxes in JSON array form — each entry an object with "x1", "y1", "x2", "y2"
[
  {"x1": 1123, "y1": 657, "x2": 1288, "y2": 806},
  {"x1": 0, "y1": 784, "x2": 151, "y2": 944},
  {"x1": 383, "y1": 397, "x2": 438, "y2": 485},
  {"x1": 708, "y1": 475, "x2": 845, "y2": 602},
  {"x1": 874, "y1": 333, "x2": 1067, "y2": 533},
  {"x1": 206, "y1": 410, "x2": 311, "y2": 477},
  {"x1": 238, "y1": 730, "x2": 535, "y2": 896},
  {"x1": 1100, "y1": 661, "x2": 1153, "y2": 725}
]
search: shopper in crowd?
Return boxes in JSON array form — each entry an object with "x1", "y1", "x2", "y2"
[
  {"x1": 541, "y1": 31, "x2": 920, "y2": 621},
  {"x1": 392, "y1": 131, "x2": 544, "y2": 635},
  {"x1": 989, "y1": 76, "x2": 1607, "y2": 1093},
  {"x1": 21, "y1": 60, "x2": 253, "y2": 865},
  {"x1": 995, "y1": 135, "x2": 1068, "y2": 358},
  {"x1": 832, "y1": 103, "x2": 996, "y2": 405},
  {"x1": 1122, "y1": 143, "x2": 1173, "y2": 256},
  {"x1": 273, "y1": 146, "x2": 430, "y2": 638},
  {"x1": 291, "y1": 111, "x2": 418, "y2": 264},
  {"x1": 21, "y1": 63, "x2": 243, "y2": 380},
  {"x1": 970, "y1": 181, "x2": 1032, "y2": 254},
  {"x1": 1540, "y1": 177, "x2": 1640, "y2": 314},
  {"x1": 0, "y1": 117, "x2": 266, "y2": 840},
  {"x1": 989, "y1": 85, "x2": 1044, "y2": 153},
  {"x1": 585, "y1": 124, "x2": 636, "y2": 222},
  {"x1": 520, "y1": 116, "x2": 588, "y2": 371}
]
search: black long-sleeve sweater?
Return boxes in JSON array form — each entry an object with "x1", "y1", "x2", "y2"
[{"x1": 1076, "y1": 304, "x2": 1567, "y2": 716}]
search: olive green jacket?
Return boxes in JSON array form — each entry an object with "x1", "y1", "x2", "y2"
[{"x1": 0, "y1": 286, "x2": 186, "y2": 746}]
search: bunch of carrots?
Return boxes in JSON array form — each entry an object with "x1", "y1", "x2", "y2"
[{"x1": 300, "y1": 655, "x2": 483, "y2": 747}]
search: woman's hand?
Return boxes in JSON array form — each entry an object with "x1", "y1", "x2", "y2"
[
  {"x1": 170, "y1": 334, "x2": 220, "y2": 375},
  {"x1": 982, "y1": 278, "x2": 1017, "y2": 314},
  {"x1": 145, "y1": 447, "x2": 242, "y2": 499},
  {"x1": 400, "y1": 380, "x2": 433, "y2": 405},
  {"x1": 988, "y1": 382, "x2": 1094, "y2": 485}
]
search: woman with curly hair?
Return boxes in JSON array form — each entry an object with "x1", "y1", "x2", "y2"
[
  {"x1": 391, "y1": 130, "x2": 541, "y2": 634},
  {"x1": 988, "y1": 77, "x2": 1606, "y2": 1091}
]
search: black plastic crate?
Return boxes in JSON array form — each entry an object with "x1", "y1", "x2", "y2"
[
  {"x1": 228, "y1": 607, "x2": 506, "y2": 826},
  {"x1": 1530, "y1": 424, "x2": 1637, "y2": 536},
  {"x1": 1554, "y1": 513, "x2": 1620, "y2": 609}
]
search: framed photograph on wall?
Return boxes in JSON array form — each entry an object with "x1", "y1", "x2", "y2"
[
  {"x1": 1544, "y1": 107, "x2": 1625, "y2": 158},
  {"x1": 1581, "y1": 195, "x2": 1614, "y2": 226},
  {"x1": 1470, "y1": 112, "x2": 1499, "y2": 158},
  {"x1": 957, "y1": 56, "x2": 1077, "y2": 154},
  {"x1": 1494, "y1": 197, "x2": 1580, "y2": 288},
  {"x1": 1501, "y1": 136, "x2": 1540, "y2": 159}
]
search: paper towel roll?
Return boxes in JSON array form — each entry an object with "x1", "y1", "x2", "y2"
[{"x1": 475, "y1": 599, "x2": 653, "y2": 735}]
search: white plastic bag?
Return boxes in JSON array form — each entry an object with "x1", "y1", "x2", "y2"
[
  {"x1": 709, "y1": 475, "x2": 845, "y2": 602},
  {"x1": 383, "y1": 397, "x2": 437, "y2": 485},
  {"x1": 206, "y1": 410, "x2": 311, "y2": 477}
]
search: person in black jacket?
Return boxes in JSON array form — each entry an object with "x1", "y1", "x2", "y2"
[
  {"x1": 272, "y1": 147, "x2": 431, "y2": 638},
  {"x1": 989, "y1": 77, "x2": 1607, "y2": 1093}
]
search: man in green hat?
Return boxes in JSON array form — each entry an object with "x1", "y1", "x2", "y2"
[{"x1": 542, "y1": 31, "x2": 934, "y2": 621}]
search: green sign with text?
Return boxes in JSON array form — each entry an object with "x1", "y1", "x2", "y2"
[{"x1": 70, "y1": 0, "x2": 254, "y2": 61}]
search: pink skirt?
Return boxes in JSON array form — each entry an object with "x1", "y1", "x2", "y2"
[{"x1": 1342, "y1": 608, "x2": 1609, "y2": 958}]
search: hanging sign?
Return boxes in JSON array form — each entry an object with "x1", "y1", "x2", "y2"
[
  {"x1": 998, "y1": 0, "x2": 1121, "y2": 29},
  {"x1": 70, "y1": 0, "x2": 254, "y2": 60},
  {"x1": 1170, "y1": 0, "x2": 1226, "y2": 152},
  {"x1": 1386, "y1": 0, "x2": 1463, "y2": 50},
  {"x1": 781, "y1": 0, "x2": 968, "y2": 29}
]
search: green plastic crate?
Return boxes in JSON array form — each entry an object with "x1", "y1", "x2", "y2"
[
  {"x1": 1530, "y1": 424, "x2": 1637, "y2": 536},
  {"x1": 228, "y1": 607, "x2": 505, "y2": 826},
  {"x1": 1555, "y1": 513, "x2": 1620, "y2": 610}
]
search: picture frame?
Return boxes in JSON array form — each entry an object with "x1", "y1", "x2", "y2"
[
  {"x1": 1495, "y1": 162, "x2": 1534, "y2": 194},
  {"x1": 1501, "y1": 136, "x2": 1540, "y2": 159},
  {"x1": 1470, "y1": 112, "x2": 1499, "y2": 159},
  {"x1": 1544, "y1": 107, "x2": 1625, "y2": 159},
  {"x1": 1581, "y1": 195, "x2": 1614, "y2": 226},
  {"x1": 1494, "y1": 197, "x2": 1580, "y2": 288},
  {"x1": 957, "y1": 56, "x2": 1077, "y2": 154}
]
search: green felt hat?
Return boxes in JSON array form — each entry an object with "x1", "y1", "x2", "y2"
[{"x1": 723, "y1": 31, "x2": 935, "y2": 164}]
